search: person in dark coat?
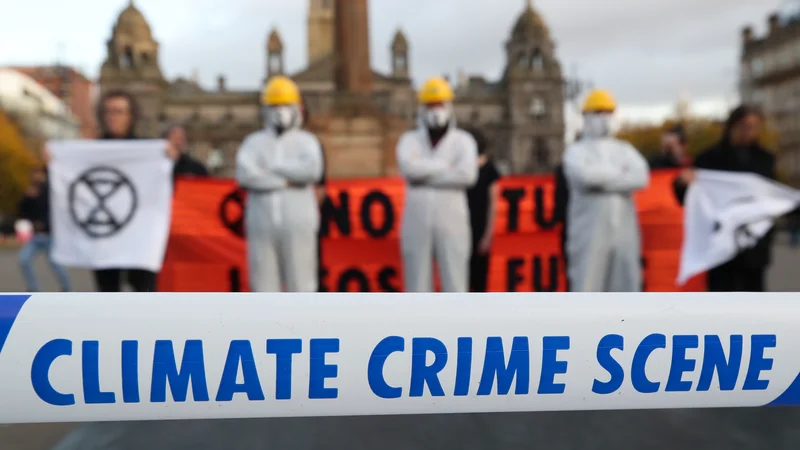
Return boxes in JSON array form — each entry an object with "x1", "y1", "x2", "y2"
[
  {"x1": 88, "y1": 90, "x2": 179, "y2": 292},
  {"x1": 17, "y1": 166, "x2": 72, "y2": 292},
  {"x1": 299, "y1": 96, "x2": 329, "y2": 292},
  {"x1": 552, "y1": 163, "x2": 570, "y2": 291},
  {"x1": 649, "y1": 124, "x2": 690, "y2": 170},
  {"x1": 464, "y1": 127, "x2": 502, "y2": 292},
  {"x1": 164, "y1": 124, "x2": 209, "y2": 180},
  {"x1": 674, "y1": 105, "x2": 775, "y2": 292}
]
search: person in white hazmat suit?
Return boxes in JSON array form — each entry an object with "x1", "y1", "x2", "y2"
[
  {"x1": 235, "y1": 76, "x2": 324, "y2": 292},
  {"x1": 396, "y1": 77, "x2": 479, "y2": 292},
  {"x1": 562, "y1": 90, "x2": 650, "y2": 292}
]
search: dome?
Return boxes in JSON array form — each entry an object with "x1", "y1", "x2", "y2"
[
  {"x1": 511, "y1": 0, "x2": 549, "y2": 38},
  {"x1": 113, "y1": 1, "x2": 153, "y2": 42},
  {"x1": 392, "y1": 29, "x2": 408, "y2": 51}
]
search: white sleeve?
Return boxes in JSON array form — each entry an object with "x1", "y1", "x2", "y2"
[
  {"x1": 428, "y1": 134, "x2": 479, "y2": 188},
  {"x1": 271, "y1": 137, "x2": 324, "y2": 184},
  {"x1": 396, "y1": 133, "x2": 449, "y2": 182},
  {"x1": 563, "y1": 143, "x2": 624, "y2": 190},
  {"x1": 600, "y1": 143, "x2": 650, "y2": 192},
  {"x1": 235, "y1": 135, "x2": 286, "y2": 191}
]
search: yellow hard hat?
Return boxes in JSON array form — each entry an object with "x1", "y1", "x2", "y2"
[
  {"x1": 418, "y1": 77, "x2": 455, "y2": 104},
  {"x1": 582, "y1": 89, "x2": 616, "y2": 113},
  {"x1": 262, "y1": 76, "x2": 300, "y2": 106}
]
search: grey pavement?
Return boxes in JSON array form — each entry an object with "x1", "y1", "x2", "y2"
[{"x1": 0, "y1": 239, "x2": 799, "y2": 450}]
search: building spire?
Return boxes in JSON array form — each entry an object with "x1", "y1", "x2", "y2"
[{"x1": 526, "y1": 0, "x2": 533, "y2": 10}]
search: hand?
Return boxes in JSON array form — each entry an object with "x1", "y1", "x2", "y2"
[
  {"x1": 166, "y1": 143, "x2": 180, "y2": 161},
  {"x1": 25, "y1": 185, "x2": 40, "y2": 197},
  {"x1": 42, "y1": 149, "x2": 52, "y2": 164},
  {"x1": 679, "y1": 168, "x2": 696, "y2": 184},
  {"x1": 477, "y1": 234, "x2": 492, "y2": 255}
]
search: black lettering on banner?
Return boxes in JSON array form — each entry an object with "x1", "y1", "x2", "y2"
[
  {"x1": 378, "y1": 267, "x2": 401, "y2": 292},
  {"x1": 219, "y1": 189, "x2": 246, "y2": 239},
  {"x1": 640, "y1": 256, "x2": 647, "y2": 292},
  {"x1": 533, "y1": 255, "x2": 559, "y2": 292},
  {"x1": 321, "y1": 192, "x2": 351, "y2": 238},
  {"x1": 360, "y1": 191, "x2": 395, "y2": 238},
  {"x1": 318, "y1": 266, "x2": 330, "y2": 292},
  {"x1": 229, "y1": 266, "x2": 242, "y2": 292},
  {"x1": 534, "y1": 187, "x2": 558, "y2": 230},
  {"x1": 506, "y1": 258, "x2": 525, "y2": 292},
  {"x1": 502, "y1": 189, "x2": 525, "y2": 233},
  {"x1": 338, "y1": 269, "x2": 370, "y2": 292}
]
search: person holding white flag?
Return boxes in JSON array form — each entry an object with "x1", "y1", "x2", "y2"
[
  {"x1": 236, "y1": 76, "x2": 324, "y2": 292},
  {"x1": 563, "y1": 89, "x2": 650, "y2": 292},
  {"x1": 674, "y1": 105, "x2": 794, "y2": 291},
  {"x1": 45, "y1": 90, "x2": 179, "y2": 292}
]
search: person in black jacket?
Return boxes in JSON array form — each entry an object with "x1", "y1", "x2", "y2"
[
  {"x1": 648, "y1": 124, "x2": 689, "y2": 170},
  {"x1": 674, "y1": 105, "x2": 775, "y2": 292},
  {"x1": 552, "y1": 163, "x2": 570, "y2": 291},
  {"x1": 17, "y1": 166, "x2": 72, "y2": 292},
  {"x1": 88, "y1": 89, "x2": 179, "y2": 292},
  {"x1": 299, "y1": 96, "x2": 329, "y2": 292},
  {"x1": 164, "y1": 124, "x2": 209, "y2": 180},
  {"x1": 464, "y1": 127, "x2": 502, "y2": 292}
]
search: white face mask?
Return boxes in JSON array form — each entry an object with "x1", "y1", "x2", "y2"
[
  {"x1": 424, "y1": 105, "x2": 452, "y2": 129},
  {"x1": 582, "y1": 113, "x2": 614, "y2": 139},
  {"x1": 269, "y1": 106, "x2": 297, "y2": 131}
]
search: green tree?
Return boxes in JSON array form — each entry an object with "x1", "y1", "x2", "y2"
[{"x1": 0, "y1": 110, "x2": 39, "y2": 214}]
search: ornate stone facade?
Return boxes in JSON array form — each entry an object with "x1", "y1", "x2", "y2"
[
  {"x1": 741, "y1": 11, "x2": 800, "y2": 182},
  {"x1": 98, "y1": 0, "x2": 565, "y2": 177}
]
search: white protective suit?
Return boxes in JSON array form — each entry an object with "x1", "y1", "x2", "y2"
[
  {"x1": 396, "y1": 116, "x2": 479, "y2": 292},
  {"x1": 235, "y1": 111, "x2": 324, "y2": 292},
  {"x1": 563, "y1": 116, "x2": 650, "y2": 292}
]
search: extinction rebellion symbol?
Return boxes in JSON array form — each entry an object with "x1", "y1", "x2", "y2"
[
  {"x1": 219, "y1": 188, "x2": 246, "y2": 239},
  {"x1": 68, "y1": 166, "x2": 138, "y2": 239}
]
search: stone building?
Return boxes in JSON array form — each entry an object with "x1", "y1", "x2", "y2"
[
  {"x1": 98, "y1": 0, "x2": 564, "y2": 177},
  {"x1": 740, "y1": 10, "x2": 800, "y2": 182}
]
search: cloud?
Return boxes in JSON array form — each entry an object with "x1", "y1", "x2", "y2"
[{"x1": 0, "y1": 0, "x2": 789, "y2": 121}]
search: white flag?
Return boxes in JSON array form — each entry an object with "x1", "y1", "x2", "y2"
[
  {"x1": 677, "y1": 169, "x2": 800, "y2": 285},
  {"x1": 48, "y1": 140, "x2": 174, "y2": 272}
]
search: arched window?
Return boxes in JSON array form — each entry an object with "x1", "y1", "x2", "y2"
[
  {"x1": 269, "y1": 53, "x2": 282, "y2": 73},
  {"x1": 121, "y1": 46, "x2": 134, "y2": 69},
  {"x1": 518, "y1": 52, "x2": 528, "y2": 68},
  {"x1": 531, "y1": 97, "x2": 547, "y2": 118},
  {"x1": 394, "y1": 54, "x2": 407, "y2": 70},
  {"x1": 531, "y1": 49, "x2": 544, "y2": 71}
]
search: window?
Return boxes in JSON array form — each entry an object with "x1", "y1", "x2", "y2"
[
  {"x1": 471, "y1": 109, "x2": 480, "y2": 123},
  {"x1": 531, "y1": 97, "x2": 547, "y2": 118},
  {"x1": 751, "y1": 58, "x2": 764, "y2": 77},
  {"x1": 535, "y1": 137, "x2": 549, "y2": 167},
  {"x1": 518, "y1": 52, "x2": 528, "y2": 68},
  {"x1": 394, "y1": 54, "x2": 407, "y2": 71},
  {"x1": 141, "y1": 52, "x2": 150, "y2": 65},
  {"x1": 121, "y1": 46, "x2": 134, "y2": 69},
  {"x1": 269, "y1": 54, "x2": 282, "y2": 73},
  {"x1": 531, "y1": 49, "x2": 544, "y2": 71}
]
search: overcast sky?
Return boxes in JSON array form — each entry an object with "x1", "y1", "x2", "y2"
[{"x1": 2, "y1": 0, "x2": 794, "y2": 124}]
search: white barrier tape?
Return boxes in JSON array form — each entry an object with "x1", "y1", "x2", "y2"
[{"x1": 0, "y1": 293, "x2": 798, "y2": 424}]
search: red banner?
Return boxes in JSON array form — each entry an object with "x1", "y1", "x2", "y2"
[{"x1": 158, "y1": 171, "x2": 706, "y2": 292}]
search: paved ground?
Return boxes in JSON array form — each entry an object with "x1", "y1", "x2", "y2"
[{"x1": 1, "y1": 238, "x2": 799, "y2": 450}]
